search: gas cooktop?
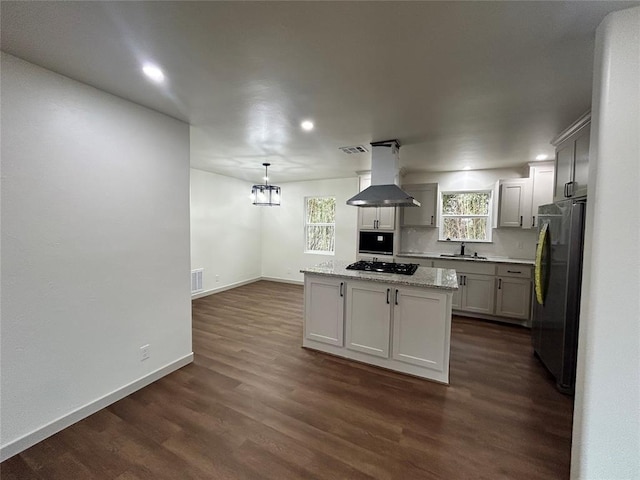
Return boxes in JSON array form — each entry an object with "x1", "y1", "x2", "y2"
[{"x1": 346, "y1": 260, "x2": 419, "y2": 276}]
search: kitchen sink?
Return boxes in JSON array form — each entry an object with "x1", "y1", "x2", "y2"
[{"x1": 440, "y1": 253, "x2": 487, "y2": 260}]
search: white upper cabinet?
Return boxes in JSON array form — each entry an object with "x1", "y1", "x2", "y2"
[
  {"x1": 498, "y1": 178, "x2": 530, "y2": 228},
  {"x1": 400, "y1": 183, "x2": 438, "y2": 227},
  {"x1": 528, "y1": 162, "x2": 555, "y2": 228},
  {"x1": 497, "y1": 163, "x2": 555, "y2": 229},
  {"x1": 357, "y1": 174, "x2": 395, "y2": 230},
  {"x1": 552, "y1": 112, "x2": 591, "y2": 201}
]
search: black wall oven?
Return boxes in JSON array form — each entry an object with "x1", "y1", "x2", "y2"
[{"x1": 358, "y1": 231, "x2": 394, "y2": 256}]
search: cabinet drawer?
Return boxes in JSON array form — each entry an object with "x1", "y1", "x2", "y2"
[
  {"x1": 432, "y1": 259, "x2": 496, "y2": 276},
  {"x1": 496, "y1": 264, "x2": 532, "y2": 279}
]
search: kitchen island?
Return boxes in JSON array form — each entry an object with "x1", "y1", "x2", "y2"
[{"x1": 300, "y1": 261, "x2": 458, "y2": 384}]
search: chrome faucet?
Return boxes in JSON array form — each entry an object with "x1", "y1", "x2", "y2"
[{"x1": 460, "y1": 242, "x2": 466, "y2": 256}]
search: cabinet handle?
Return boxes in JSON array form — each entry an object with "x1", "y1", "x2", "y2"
[
  {"x1": 519, "y1": 215, "x2": 523, "y2": 227},
  {"x1": 498, "y1": 278, "x2": 502, "y2": 289},
  {"x1": 375, "y1": 219, "x2": 378, "y2": 229},
  {"x1": 395, "y1": 289, "x2": 399, "y2": 305},
  {"x1": 459, "y1": 276, "x2": 463, "y2": 286},
  {"x1": 386, "y1": 288, "x2": 390, "y2": 304},
  {"x1": 567, "y1": 181, "x2": 575, "y2": 197},
  {"x1": 462, "y1": 275, "x2": 466, "y2": 286},
  {"x1": 431, "y1": 215, "x2": 434, "y2": 225},
  {"x1": 532, "y1": 216, "x2": 536, "y2": 227},
  {"x1": 507, "y1": 270, "x2": 521, "y2": 274},
  {"x1": 340, "y1": 282, "x2": 344, "y2": 297},
  {"x1": 564, "y1": 182, "x2": 570, "y2": 198}
]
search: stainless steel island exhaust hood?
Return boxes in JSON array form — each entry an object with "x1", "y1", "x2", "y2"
[{"x1": 346, "y1": 140, "x2": 420, "y2": 207}]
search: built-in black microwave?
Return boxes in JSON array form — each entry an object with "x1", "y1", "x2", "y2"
[{"x1": 358, "y1": 231, "x2": 394, "y2": 255}]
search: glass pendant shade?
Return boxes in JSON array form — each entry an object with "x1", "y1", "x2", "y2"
[{"x1": 251, "y1": 163, "x2": 281, "y2": 206}]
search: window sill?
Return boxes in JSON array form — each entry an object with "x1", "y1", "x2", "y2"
[{"x1": 304, "y1": 251, "x2": 336, "y2": 255}]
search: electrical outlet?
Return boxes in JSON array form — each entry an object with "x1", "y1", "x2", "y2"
[
  {"x1": 215, "y1": 275, "x2": 220, "y2": 283},
  {"x1": 140, "y1": 344, "x2": 150, "y2": 361},
  {"x1": 517, "y1": 242, "x2": 524, "y2": 250}
]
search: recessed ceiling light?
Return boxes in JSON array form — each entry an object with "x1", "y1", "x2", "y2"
[
  {"x1": 301, "y1": 120, "x2": 314, "y2": 131},
  {"x1": 462, "y1": 166, "x2": 471, "y2": 171},
  {"x1": 536, "y1": 154, "x2": 549, "y2": 161},
  {"x1": 142, "y1": 64, "x2": 165, "y2": 83}
]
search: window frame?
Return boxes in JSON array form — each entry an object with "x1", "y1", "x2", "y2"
[
  {"x1": 438, "y1": 190, "x2": 493, "y2": 243},
  {"x1": 304, "y1": 196, "x2": 336, "y2": 255}
]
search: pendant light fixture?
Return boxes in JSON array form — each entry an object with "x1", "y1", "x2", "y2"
[{"x1": 250, "y1": 163, "x2": 281, "y2": 206}]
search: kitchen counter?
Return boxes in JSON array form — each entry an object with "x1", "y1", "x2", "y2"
[
  {"x1": 302, "y1": 260, "x2": 455, "y2": 385},
  {"x1": 300, "y1": 260, "x2": 458, "y2": 290},
  {"x1": 397, "y1": 252, "x2": 535, "y2": 266}
]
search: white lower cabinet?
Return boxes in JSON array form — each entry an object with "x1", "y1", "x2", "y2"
[
  {"x1": 495, "y1": 277, "x2": 531, "y2": 320},
  {"x1": 303, "y1": 274, "x2": 453, "y2": 384},
  {"x1": 345, "y1": 282, "x2": 391, "y2": 358},
  {"x1": 460, "y1": 273, "x2": 495, "y2": 315},
  {"x1": 495, "y1": 264, "x2": 532, "y2": 321},
  {"x1": 433, "y1": 259, "x2": 532, "y2": 325},
  {"x1": 392, "y1": 288, "x2": 448, "y2": 372},
  {"x1": 304, "y1": 276, "x2": 345, "y2": 346}
]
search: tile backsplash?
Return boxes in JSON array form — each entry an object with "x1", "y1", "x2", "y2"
[{"x1": 399, "y1": 227, "x2": 538, "y2": 260}]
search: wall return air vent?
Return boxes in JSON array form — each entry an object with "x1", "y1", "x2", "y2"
[{"x1": 191, "y1": 269, "x2": 203, "y2": 293}]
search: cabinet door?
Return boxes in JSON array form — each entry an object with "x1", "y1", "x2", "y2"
[
  {"x1": 376, "y1": 206, "x2": 396, "y2": 230},
  {"x1": 460, "y1": 274, "x2": 495, "y2": 314},
  {"x1": 392, "y1": 288, "x2": 449, "y2": 372},
  {"x1": 554, "y1": 142, "x2": 574, "y2": 201},
  {"x1": 451, "y1": 276, "x2": 462, "y2": 310},
  {"x1": 573, "y1": 128, "x2": 590, "y2": 198},
  {"x1": 401, "y1": 184, "x2": 437, "y2": 227},
  {"x1": 304, "y1": 276, "x2": 345, "y2": 346},
  {"x1": 358, "y1": 208, "x2": 378, "y2": 230},
  {"x1": 345, "y1": 282, "x2": 391, "y2": 357},
  {"x1": 530, "y1": 164, "x2": 555, "y2": 228},
  {"x1": 499, "y1": 180, "x2": 528, "y2": 228},
  {"x1": 357, "y1": 175, "x2": 377, "y2": 229},
  {"x1": 495, "y1": 277, "x2": 531, "y2": 320}
]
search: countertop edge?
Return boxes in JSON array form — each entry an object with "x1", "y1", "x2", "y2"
[
  {"x1": 397, "y1": 253, "x2": 535, "y2": 266},
  {"x1": 300, "y1": 267, "x2": 459, "y2": 291}
]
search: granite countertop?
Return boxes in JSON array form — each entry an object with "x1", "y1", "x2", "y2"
[
  {"x1": 397, "y1": 252, "x2": 535, "y2": 266},
  {"x1": 300, "y1": 260, "x2": 459, "y2": 291}
]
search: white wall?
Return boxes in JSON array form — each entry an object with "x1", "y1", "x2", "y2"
[
  {"x1": 261, "y1": 177, "x2": 359, "y2": 282},
  {"x1": 190, "y1": 168, "x2": 262, "y2": 294},
  {"x1": 572, "y1": 7, "x2": 640, "y2": 479},
  {"x1": 0, "y1": 54, "x2": 193, "y2": 460},
  {"x1": 403, "y1": 167, "x2": 526, "y2": 190},
  {"x1": 401, "y1": 167, "x2": 538, "y2": 259}
]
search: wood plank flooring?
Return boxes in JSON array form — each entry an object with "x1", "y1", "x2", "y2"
[{"x1": 1, "y1": 280, "x2": 574, "y2": 479}]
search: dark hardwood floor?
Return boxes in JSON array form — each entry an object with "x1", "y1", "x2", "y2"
[{"x1": 1, "y1": 280, "x2": 574, "y2": 479}]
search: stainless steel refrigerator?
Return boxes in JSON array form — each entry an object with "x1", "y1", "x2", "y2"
[{"x1": 532, "y1": 197, "x2": 586, "y2": 394}]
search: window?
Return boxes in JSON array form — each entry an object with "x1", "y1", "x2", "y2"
[
  {"x1": 305, "y1": 197, "x2": 336, "y2": 254},
  {"x1": 439, "y1": 191, "x2": 493, "y2": 242}
]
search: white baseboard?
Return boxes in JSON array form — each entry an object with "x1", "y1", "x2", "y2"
[
  {"x1": 192, "y1": 277, "x2": 303, "y2": 300},
  {"x1": 0, "y1": 353, "x2": 194, "y2": 462},
  {"x1": 191, "y1": 277, "x2": 261, "y2": 299}
]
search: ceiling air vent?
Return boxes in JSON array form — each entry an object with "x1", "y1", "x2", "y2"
[{"x1": 339, "y1": 145, "x2": 369, "y2": 154}]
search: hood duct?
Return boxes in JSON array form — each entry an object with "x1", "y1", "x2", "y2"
[{"x1": 346, "y1": 140, "x2": 420, "y2": 207}]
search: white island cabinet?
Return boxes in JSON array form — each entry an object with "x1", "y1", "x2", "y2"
[{"x1": 301, "y1": 261, "x2": 458, "y2": 385}]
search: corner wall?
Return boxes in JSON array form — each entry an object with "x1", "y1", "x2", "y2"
[
  {"x1": 190, "y1": 168, "x2": 262, "y2": 294},
  {"x1": 0, "y1": 54, "x2": 193, "y2": 460},
  {"x1": 571, "y1": 7, "x2": 640, "y2": 479},
  {"x1": 261, "y1": 177, "x2": 359, "y2": 283}
]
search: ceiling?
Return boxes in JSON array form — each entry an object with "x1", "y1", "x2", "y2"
[{"x1": 2, "y1": 1, "x2": 638, "y2": 183}]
